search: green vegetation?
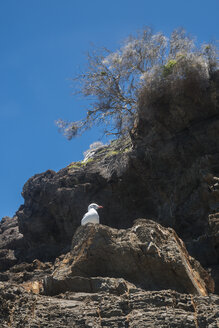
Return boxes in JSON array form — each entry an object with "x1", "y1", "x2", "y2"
[
  {"x1": 162, "y1": 59, "x2": 177, "y2": 77},
  {"x1": 68, "y1": 158, "x2": 94, "y2": 170},
  {"x1": 105, "y1": 147, "x2": 130, "y2": 158},
  {"x1": 105, "y1": 150, "x2": 119, "y2": 157}
]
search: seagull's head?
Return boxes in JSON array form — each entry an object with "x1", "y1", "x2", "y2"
[{"x1": 88, "y1": 203, "x2": 103, "y2": 211}]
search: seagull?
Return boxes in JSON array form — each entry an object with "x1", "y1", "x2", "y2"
[{"x1": 81, "y1": 203, "x2": 103, "y2": 226}]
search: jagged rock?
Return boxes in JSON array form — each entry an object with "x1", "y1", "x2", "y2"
[
  {"x1": 0, "y1": 249, "x2": 17, "y2": 272},
  {"x1": 16, "y1": 138, "x2": 136, "y2": 262},
  {"x1": 0, "y1": 216, "x2": 25, "y2": 271},
  {"x1": 16, "y1": 75, "x2": 219, "y2": 279},
  {"x1": 0, "y1": 283, "x2": 218, "y2": 327},
  {"x1": 44, "y1": 220, "x2": 214, "y2": 296},
  {"x1": 0, "y1": 216, "x2": 24, "y2": 250}
]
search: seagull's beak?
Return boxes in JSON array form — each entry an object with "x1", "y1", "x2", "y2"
[{"x1": 98, "y1": 205, "x2": 103, "y2": 209}]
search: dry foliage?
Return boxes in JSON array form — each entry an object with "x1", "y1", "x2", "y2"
[{"x1": 56, "y1": 27, "x2": 218, "y2": 139}]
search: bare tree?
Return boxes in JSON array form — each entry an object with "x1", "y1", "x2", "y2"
[{"x1": 56, "y1": 27, "x2": 218, "y2": 139}]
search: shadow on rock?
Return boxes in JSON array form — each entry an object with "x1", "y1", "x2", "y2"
[{"x1": 44, "y1": 219, "x2": 214, "y2": 296}]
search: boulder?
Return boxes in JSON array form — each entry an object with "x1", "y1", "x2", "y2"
[{"x1": 44, "y1": 220, "x2": 214, "y2": 296}]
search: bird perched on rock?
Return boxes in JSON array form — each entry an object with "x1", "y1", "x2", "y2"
[{"x1": 81, "y1": 203, "x2": 103, "y2": 226}]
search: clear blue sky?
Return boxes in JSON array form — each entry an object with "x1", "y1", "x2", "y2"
[{"x1": 0, "y1": 0, "x2": 218, "y2": 219}]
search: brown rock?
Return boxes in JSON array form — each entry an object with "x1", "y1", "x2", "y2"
[
  {"x1": 0, "y1": 283, "x2": 218, "y2": 327},
  {"x1": 44, "y1": 220, "x2": 214, "y2": 296}
]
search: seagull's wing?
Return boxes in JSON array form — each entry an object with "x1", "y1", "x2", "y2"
[
  {"x1": 81, "y1": 210, "x2": 99, "y2": 225},
  {"x1": 81, "y1": 212, "x2": 89, "y2": 225}
]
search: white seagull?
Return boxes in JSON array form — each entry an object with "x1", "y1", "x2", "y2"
[{"x1": 81, "y1": 203, "x2": 103, "y2": 226}]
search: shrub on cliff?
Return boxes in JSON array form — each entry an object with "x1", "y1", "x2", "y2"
[{"x1": 56, "y1": 27, "x2": 218, "y2": 139}]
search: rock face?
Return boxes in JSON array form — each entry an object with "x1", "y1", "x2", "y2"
[
  {"x1": 132, "y1": 72, "x2": 219, "y2": 247},
  {"x1": 1, "y1": 219, "x2": 218, "y2": 327},
  {"x1": 0, "y1": 221, "x2": 218, "y2": 327},
  {"x1": 17, "y1": 138, "x2": 136, "y2": 261},
  {"x1": 44, "y1": 220, "x2": 214, "y2": 296},
  {"x1": 0, "y1": 71, "x2": 218, "y2": 326},
  {"x1": 15, "y1": 72, "x2": 219, "y2": 277},
  {"x1": 0, "y1": 283, "x2": 219, "y2": 328},
  {"x1": 0, "y1": 216, "x2": 25, "y2": 271}
]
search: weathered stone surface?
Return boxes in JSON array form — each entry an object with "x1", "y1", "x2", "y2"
[
  {"x1": 0, "y1": 283, "x2": 218, "y2": 328},
  {"x1": 15, "y1": 74, "x2": 219, "y2": 284},
  {"x1": 0, "y1": 216, "x2": 25, "y2": 271},
  {"x1": 44, "y1": 220, "x2": 214, "y2": 296},
  {"x1": 44, "y1": 275, "x2": 134, "y2": 296},
  {"x1": 0, "y1": 216, "x2": 24, "y2": 250},
  {"x1": 16, "y1": 138, "x2": 136, "y2": 261}
]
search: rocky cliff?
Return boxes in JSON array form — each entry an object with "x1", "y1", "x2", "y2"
[
  {"x1": 0, "y1": 70, "x2": 219, "y2": 327},
  {"x1": 0, "y1": 219, "x2": 218, "y2": 327}
]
